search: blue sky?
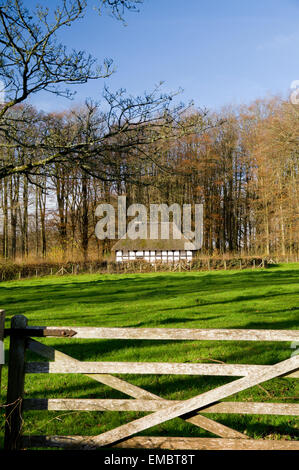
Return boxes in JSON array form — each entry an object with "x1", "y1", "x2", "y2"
[{"x1": 27, "y1": 0, "x2": 299, "y2": 112}]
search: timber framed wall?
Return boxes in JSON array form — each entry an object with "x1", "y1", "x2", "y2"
[
  {"x1": 116, "y1": 250, "x2": 193, "y2": 263},
  {"x1": 3, "y1": 316, "x2": 299, "y2": 450}
]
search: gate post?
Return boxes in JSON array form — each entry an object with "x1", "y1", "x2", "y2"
[{"x1": 4, "y1": 315, "x2": 28, "y2": 450}]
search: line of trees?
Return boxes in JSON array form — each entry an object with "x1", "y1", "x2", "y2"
[
  {"x1": 0, "y1": 0, "x2": 208, "y2": 261},
  {"x1": 0, "y1": 96, "x2": 298, "y2": 262},
  {"x1": 0, "y1": 1, "x2": 298, "y2": 262}
]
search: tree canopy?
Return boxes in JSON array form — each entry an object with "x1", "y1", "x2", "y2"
[{"x1": 0, "y1": 0, "x2": 207, "y2": 180}]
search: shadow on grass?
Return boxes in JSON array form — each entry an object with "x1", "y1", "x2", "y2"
[{"x1": 1, "y1": 267, "x2": 299, "y2": 318}]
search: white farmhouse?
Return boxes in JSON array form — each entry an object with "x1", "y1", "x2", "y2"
[{"x1": 112, "y1": 222, "x2": 197, "y2": 263}]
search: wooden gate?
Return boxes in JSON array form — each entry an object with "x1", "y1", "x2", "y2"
[{"x1": 3, "y1": 315, "x2": 299, "y2": 450}]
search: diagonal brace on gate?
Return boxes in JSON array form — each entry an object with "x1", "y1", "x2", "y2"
[
  {"x1": 79, "y1": 354, "x2": 299, "y2": 448},
  {"x1": 27, "y1": 339, "x2": 248, "y2": 439}
]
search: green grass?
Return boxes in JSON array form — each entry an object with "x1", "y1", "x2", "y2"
[{"x1": 0, "y1": 263, "x2": 298, "y2": 447}]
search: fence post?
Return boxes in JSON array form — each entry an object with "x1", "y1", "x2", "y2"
[
  {"x1": 4, "y1": 315, "x2": 28, "y2": 450},
  {"x1": 0, "y1": 310, "x2": 5, "y2": 396}
]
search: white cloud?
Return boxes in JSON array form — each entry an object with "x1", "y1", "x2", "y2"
[{"x1": 257, "y1": 32, "x2": 299, "y2": 51}]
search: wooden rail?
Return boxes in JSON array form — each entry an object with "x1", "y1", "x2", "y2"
[
  {"x1": 3, "y1": 315, "x2": 299, "y2": 451},
  {"x1": 23, "y1": 399, "x2": 299, "y2": 415},
  {"x1": 25, "y1": 361, "x2": 299, "y2": 378},
  {"x1": 14, "y1": 325, "x2": 299, "y2": 341}
]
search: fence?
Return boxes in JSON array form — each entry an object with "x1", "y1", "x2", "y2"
[
  {"x1": 1, "y1": 255, "x2": 299, "y2": 282},
  {"x1": 0, "y1": 257, "x2": 271, "y2": 282},
  {"x1": 2, "y1": 314, "x2": 299, "y2": 450}
]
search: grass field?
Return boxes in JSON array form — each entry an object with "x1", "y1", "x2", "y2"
[{"x1": 0, "y1": 263, "x2": 298, "y2": 447}]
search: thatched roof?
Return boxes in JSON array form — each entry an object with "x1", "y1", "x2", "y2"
[{"x1": 112, "y1": 222, "x2": 196, "y2": 251}]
